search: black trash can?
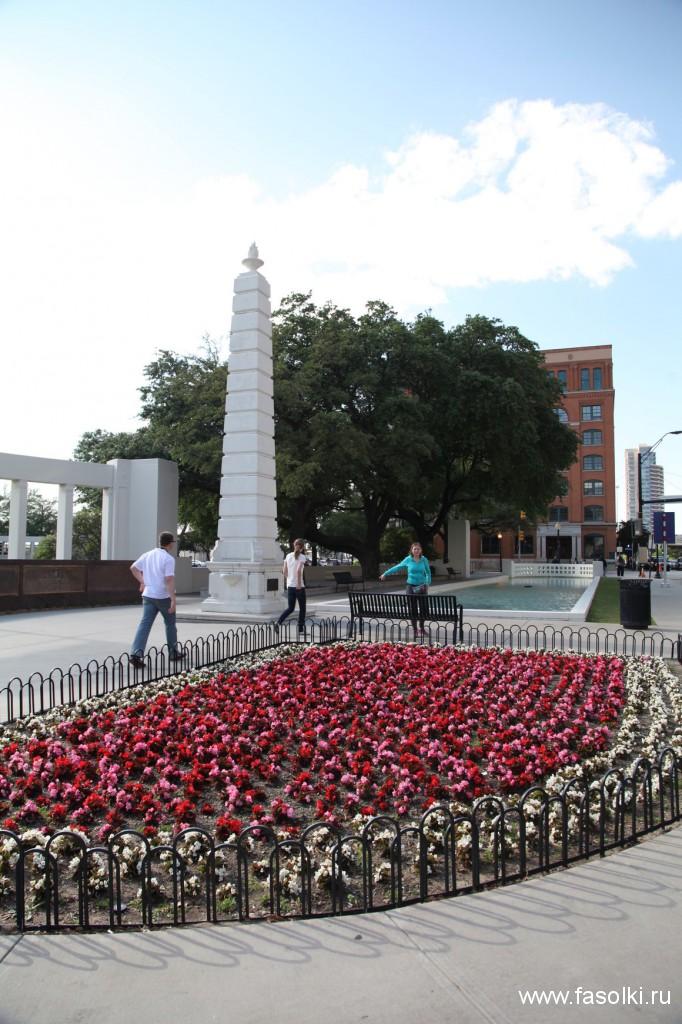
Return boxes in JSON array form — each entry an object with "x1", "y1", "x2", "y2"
[{"x1": 619, "y1": 578, "x2": 651, "y2": 629}]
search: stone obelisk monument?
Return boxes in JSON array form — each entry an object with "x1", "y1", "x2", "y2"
[{"x1": 202, "y1": 244, "x2": 284, "y2": 618}]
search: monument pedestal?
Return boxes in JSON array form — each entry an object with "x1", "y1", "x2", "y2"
[{"x1": 202, "y1": 559, "x2": 283, "y2": 618}]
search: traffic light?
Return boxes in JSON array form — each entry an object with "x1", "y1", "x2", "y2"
[{"x1": 518, "y1": 531, "x2": 525, "y2": 541}]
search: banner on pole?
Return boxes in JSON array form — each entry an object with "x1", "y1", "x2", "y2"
[{"x1": 653, "y1": 511, "x2": 675, "y2": 544}]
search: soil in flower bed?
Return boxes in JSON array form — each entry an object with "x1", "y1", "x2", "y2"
[{"x1": 0, "y1": 642, "x2": 679, "y2": 928}]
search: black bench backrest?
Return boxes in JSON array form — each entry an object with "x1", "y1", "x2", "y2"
[{"x1": 349, "y1": 591, "x2": 460, "y2": 621}]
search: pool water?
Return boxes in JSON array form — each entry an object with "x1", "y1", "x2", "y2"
[{"x1": 442, "y1": 578, "x2": 589, "y2": 612}]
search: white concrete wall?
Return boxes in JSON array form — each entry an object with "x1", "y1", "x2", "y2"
[
  {"x1": 104, "y1": 459, "x2": 179, "y2": 560},
  {"x1": 447, "y1": 517, "x2": 471, "y2": 578}
]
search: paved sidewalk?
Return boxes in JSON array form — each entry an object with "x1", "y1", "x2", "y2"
[{"x1": 1, "y1": 828, "x2": 680, "y2": 1024}]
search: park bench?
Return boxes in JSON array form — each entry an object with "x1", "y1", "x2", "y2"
[
  {"x1": 348, "y1": 591, "x2": 463, "y2": 641},
  {"x1": 333, "y1": 570, "x2": 365, "y2": 592}
]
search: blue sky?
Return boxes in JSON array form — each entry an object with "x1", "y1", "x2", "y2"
[{"x1": 2, "y1": 0, "x2": 682, "y2": 515}]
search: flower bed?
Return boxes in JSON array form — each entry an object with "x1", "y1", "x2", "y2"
[{"x1": 1, "y1": 642, "x2": 680, "y2": 927}]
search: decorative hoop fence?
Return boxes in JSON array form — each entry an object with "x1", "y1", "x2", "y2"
[
  {"x1": 1, "y1": 617, "x2": 681, "y2": 933},
  {"x1": 1, "y1": 618, "x2": 681, "y2": 726},
  {"x1": 0, "y1": 748, "x2": 679, "y2": 932}
]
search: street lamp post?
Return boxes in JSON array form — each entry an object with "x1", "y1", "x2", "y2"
[
  {"x1": 497, "y1": 532, "x2": 503, "y2": 573},
  {"x1": 638, "y1": 430, "x2": 682, "y2": 522},
  {"x1": 637, "y1": 430, "x2": 682, "y2": 580}
]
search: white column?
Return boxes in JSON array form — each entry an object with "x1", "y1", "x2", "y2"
[
  {"x1": 101, "y1": 488, "x2": 113, "y2": 559},
  {"x1": 8, "y1": 480, "x2": 28, "y2": 559},
  {"x1": 202, "y1": 244, "x2": 284, "y2": 618},
  {"x1": 56, "y1": 484, "x2": 74, "y2": 559}
]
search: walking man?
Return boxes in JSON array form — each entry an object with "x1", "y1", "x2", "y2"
[{"x1": 129, "y1": 531, "x2": 187, "y2": 667}]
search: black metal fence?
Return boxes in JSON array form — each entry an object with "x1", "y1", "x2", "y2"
[
  {"x1": 0, "y1": 748, "x2": 678, "y2": 932},
  {"x1": 2, "y1": 617, "x2": 681, "y2": 726}
]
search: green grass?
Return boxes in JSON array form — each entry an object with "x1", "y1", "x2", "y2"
[{"x1": 587, "y1": 578, "x2": 655, "y2": 625}]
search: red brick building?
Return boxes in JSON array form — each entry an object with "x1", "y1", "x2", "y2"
[{"x1": 470, "y1": 344, "x2": 617, "y2": 566}]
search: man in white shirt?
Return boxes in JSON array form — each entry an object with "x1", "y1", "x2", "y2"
[
  {"x1": 274, "y1": 538, "x2": 307, "y2": 633},
  {"x1": 129, "y1": 532, "x2": 187, "y2": 668}
]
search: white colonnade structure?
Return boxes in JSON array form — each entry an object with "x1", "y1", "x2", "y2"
[
  {"x1": 0, "y1": 452, "x2": 178, "y2": 561},
  {"x1": 202, "y1": 245, "x2": 284, "y2": 619}
]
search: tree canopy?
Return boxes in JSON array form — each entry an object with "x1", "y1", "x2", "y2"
[{"x1": 73, "y1": 301, "x2": 577, "y2": 575}]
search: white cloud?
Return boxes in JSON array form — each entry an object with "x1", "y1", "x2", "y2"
[{"x1": 1, "y1": 95, "x2": 681, "y2": 460}]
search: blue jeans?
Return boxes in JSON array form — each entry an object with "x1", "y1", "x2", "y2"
[
  {"x1": 131, "y1": 597, "x2": 178, "y2": 656},
  {"x1": 277, "y1": 587, "x2": 306, "y2": 630}
]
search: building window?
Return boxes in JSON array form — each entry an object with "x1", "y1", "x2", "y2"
[
  {"x1": 583, "y1": 455, "x2": 604, "y2": 471},
  {"x1": 547, "y1": 369, "x2": 554, "y2": 379},
  {"x1": 580, "y1": 404, "x2": 602, "y2": 421},
  {"x1": 584, "y1": 505, "x2": 604, "y2": 522},
  {"x1": 557, "y1": 369, "x2": 567, "y2": 391},
  {"x1": 556, "y1": 408, "x2": 568, "y2": 423},
  {"x1": 584, "y1": 533, "x2": 605, "y2": 558},
  {"x1": 593, "y1": 367, "x2": 603, "y2": 389},
  {"x1": 548, "y1": 506, "x2": 569, "y2": 522},
  {"x1": 583, "y1": 480, "x2": 604, "y2": 496},
  {"x1": 582, "y1": 430, "x2": 603, "y2": 446},
  {"x1": 580, "y1": 368, "x2": 590, "y2": 390},
  {"x1": 480, "y1": 534, "x2": 501, "y2": 555}
]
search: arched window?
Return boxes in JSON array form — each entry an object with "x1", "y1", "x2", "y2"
[
  {"x1": 582, "y1": 430, "x2": 603, "y2": 446},
  {"x1": 548, "y1": 506, "x2": 569, "y2": 522},
  {"x1": 584, "y1": 505, "x2": 604, "y2": 522}
]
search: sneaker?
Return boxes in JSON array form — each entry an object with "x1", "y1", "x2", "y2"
[
  {"x1": 272, "y1": 620, "x2": 280, "y2": 634},
  {"x1": 130, "y1": 654, "x2": 145, "y2": 668},
  {"x1": 170, "y1": 649, "x2": 188, "y2": 662}
]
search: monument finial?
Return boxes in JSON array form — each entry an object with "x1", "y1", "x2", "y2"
[{"x1": 242, "y1": 242, "x2": 264, "y2": 271}]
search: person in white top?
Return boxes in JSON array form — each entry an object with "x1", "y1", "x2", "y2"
[
  {"x1": 129, "y1": 531, "x2": 187, "y2": 668},
  {"x1": 275, "y1": 538, "x2": 307, "y2": 633}
]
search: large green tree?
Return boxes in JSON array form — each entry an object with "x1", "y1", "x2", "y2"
[
  {"x1": 272, "y1": 296, "x2": 430, "y2": 576},
  {"x1": 394, "y1": 314, "x2": 578, "y2": 549}
]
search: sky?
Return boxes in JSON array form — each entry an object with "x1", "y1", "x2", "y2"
[{"x1": 2, "y1": 0, "x2": 682, "y2": 519}]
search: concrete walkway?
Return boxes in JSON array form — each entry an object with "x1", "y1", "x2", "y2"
[{"x1": 1, "y1": 828, "x2": 680, "y2": 1023}]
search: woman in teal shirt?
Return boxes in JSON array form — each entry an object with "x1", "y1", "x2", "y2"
[{"x1": 380, "y1": 542, "x2": 431, "y2": 635}]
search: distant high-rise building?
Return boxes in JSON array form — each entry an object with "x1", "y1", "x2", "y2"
[
  {"x1": 624, "y1": 448, "x2": 639, "y2": 522},
  {"x1": 642, "y1": 454, "x2": 664, "y2": 534},
  {"x1": 624, "y1": 446, "x2": 665, "y2": 534}
]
